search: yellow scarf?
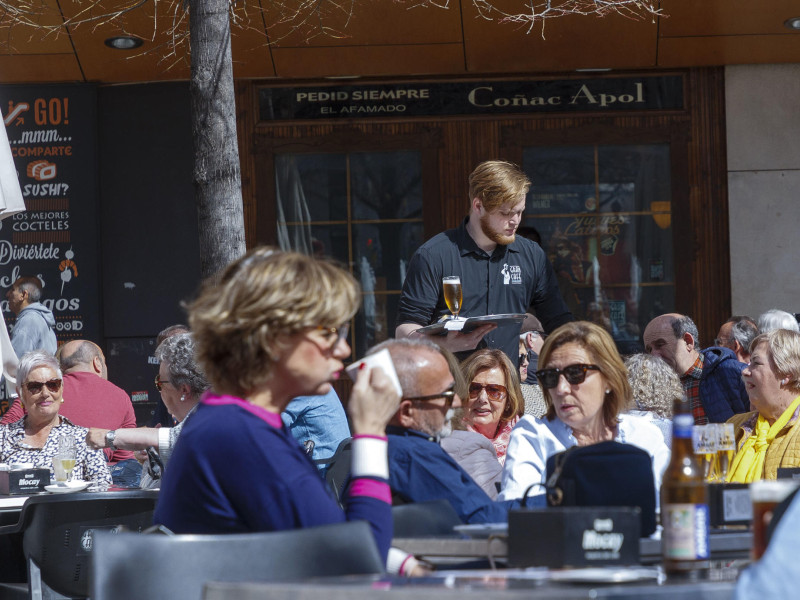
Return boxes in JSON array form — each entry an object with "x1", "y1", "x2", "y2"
[{"x1": 727, "y1": 395, "x2": 800, "y2": 483}]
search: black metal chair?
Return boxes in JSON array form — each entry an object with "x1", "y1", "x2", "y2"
[
  {"x1": 392, "y1": 499, "x2": 464, "y2": 537},
  {"x1": 0, "y1": 490, "x2": 158, "y2": 600},
  {"x1": 90, "y1": 519, "x2": 385, "y2": 600},
  {"x1": 316, "y1": 437, "x2": 352, "y2": 503}
]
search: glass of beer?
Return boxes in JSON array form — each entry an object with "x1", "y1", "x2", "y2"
[
  {"x1": 692, "y1": 425, "x2": 718, "y2": 482},
  {"x1": 716, "y1": 423, "x2": 735, "y2": 482},
  {"x1": 750, "y1": 479, "x2": 800, "y2": 560},
  {"x1": 442, "y1": 276, "x2": 462, "y2": 319}
]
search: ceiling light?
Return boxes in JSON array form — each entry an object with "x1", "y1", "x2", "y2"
[
  {"x1": 784, "y1": 17, "x2": 800, "y2": 30},
  {"x1": 104, "y1": 36, "x2": 144, "y2": 50}
]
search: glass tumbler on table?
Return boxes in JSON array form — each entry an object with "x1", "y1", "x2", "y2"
[
  {"x1": 692, "y1": 425, "x2": 719, "y2": 482},
  {"x1": 715, "y1": 423, "x2": 735, "y2": 482}
]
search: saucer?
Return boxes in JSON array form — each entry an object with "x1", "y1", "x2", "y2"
[{"x1": 45, "y1": 480, "x2": 90, "y2": 494}]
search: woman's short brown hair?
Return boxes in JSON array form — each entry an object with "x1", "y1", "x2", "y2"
[
  {"x1": 467, "y1": 160, "x2": 530, "y2": 213},
  {"x1": 188, "y1": 247, "x2": 360, "y2": 397},
  {"x1": 538, "y1": 321, "x2": 631, "y2": 429},
  {"x1": 460, "y1": 348, "x2": 524, "y2": 425}
]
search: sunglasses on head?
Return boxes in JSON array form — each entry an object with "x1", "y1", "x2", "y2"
[
  {"x1": 535, "y1": 364, "x2": 601, "y2": 389},
  {"x1": 468, "y1": 382, "x2": 508, "y2": 401},
  {"x1": 24, "y1": 379, "x2": 62, "y2": 395}
]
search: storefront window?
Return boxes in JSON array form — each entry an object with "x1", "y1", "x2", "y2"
[
  {"x1": 523, "y1": 144, "x2": 673, "y2": 353},
  {"x1": 275, "y1": 151, "x2": 423, "y2": 357}
]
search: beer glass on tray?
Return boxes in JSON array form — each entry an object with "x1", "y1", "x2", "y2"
[
  {"x1": 692, "y1": 425, "x2": 719, "y2": 482},
  {"x1": 442, "y1": 276, "x2": 462, "y2": 320}
]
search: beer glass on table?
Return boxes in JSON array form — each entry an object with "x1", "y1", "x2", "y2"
[
  {"x1": 750, "y1": 479, "x2": 800, "y2": 560},
  {"x1": 692, "y1": 425, "x2": 718, "y2": 482},
  {"x1": 442, "y1": 276, "x2": 462, "y2": 320},
  {"x1": 716, "y1": 423, "x2": 735, "y2": 482}
]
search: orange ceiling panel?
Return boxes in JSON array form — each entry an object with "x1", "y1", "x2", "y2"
[
  {"x1": 0, "y1": 54, "x2": 83, "y2": 83},
  {"x1": 463, "y1": 8, "x2": 657, "y2": 73},
  {"x1": 271, "y1": 43, "x2": 465, "y2": 78},
  {"x1": 264, "y1": 0, "x2": 462, "y2": 48},
  {"x1": 658, "y1": 34, "x2": 800, "y2": 68},
  {"x1": 660, "y1": 0, "x2": 800, "y2": 37}
]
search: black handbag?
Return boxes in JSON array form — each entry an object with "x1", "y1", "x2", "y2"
[{"x1": 543, "y1": 440, "x2": 657, "y2": 536}]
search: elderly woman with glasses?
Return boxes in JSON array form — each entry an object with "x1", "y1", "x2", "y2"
[
  {"x1": 458, "y1": 349, "x2": 524, "y2": 464},
  {"x1": 86, "y1": 332, "x2": 209, "y2": 488},
  {"x1": 153, "y1": 248, "x2": 400, "y2": 565},
  {"x1": 0, "y1": 350, "x2": 111, "y2": 485},
  {"x1": 498, "y1": 321, "x2": 669, "y2": 502}
]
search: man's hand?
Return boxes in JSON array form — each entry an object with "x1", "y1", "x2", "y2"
[
  {"x1": 86, "y1": 428, "x2": 110, "y2": 450},
  {"x1": 397, "y1": 322, "x2": 496, "y2": 353}
]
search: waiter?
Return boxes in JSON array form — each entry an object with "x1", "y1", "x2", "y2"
[{"x1": 395, "y1": 160, "x2": 572, "y2": 365}]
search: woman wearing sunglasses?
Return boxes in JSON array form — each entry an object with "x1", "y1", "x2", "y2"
[
  {"x1": 0, "y1": 350, "x2": 111, "y2": 486},
  {"x1": 498, "y1": 321, "x2": 669, "y2": 502},
  {"x1": 459, "y1": 349, "x2": 524, "y2": 464}
]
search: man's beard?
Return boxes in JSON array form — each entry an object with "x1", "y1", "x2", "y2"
[
  {"x1": 480, "y1": 213, "x2": 515, "y2": 246},
  {"x1": 435, "y1": 408, "x2": 456, "y2": 441}
]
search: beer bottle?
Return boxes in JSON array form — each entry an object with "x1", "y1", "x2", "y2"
[{"x1": 661, "y1": 395, "x2": 710, "y2": 578}]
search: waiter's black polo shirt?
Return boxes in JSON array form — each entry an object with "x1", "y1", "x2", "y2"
[{"x1": 396, "y1": 217, "x2": 573, "y2": 365}]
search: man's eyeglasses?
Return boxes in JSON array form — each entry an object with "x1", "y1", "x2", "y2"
[
  {"x1": 24, "y1": 379, "x2": 62, "y2": 395},
  {"x1": 468, "y1": 382, "x2": 508, "y2": 401},
  {"x1": 316, "y1": 322, "x2": 350, "y2": 347},
  {"x1": 535, "y1": 364, "x2": 601, "y2": 389},
  {"x1": 405, "y1": 384, "x2": 457, "y2": 408},
  {"x1": 154, "y1": 375, "x2": 172, "y2": 392},
  {"x1": 714, "y1": 337, "x2": 731, "y2": 347}
]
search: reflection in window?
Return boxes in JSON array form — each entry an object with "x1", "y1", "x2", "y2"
[
  {"x1": 275, "y1": 152, "x2": 423, "y2": 357},
  {"x1": 523, "y1": 145, "x2": 673, "y2": 353}
]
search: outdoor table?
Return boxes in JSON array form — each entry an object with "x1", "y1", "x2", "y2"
[
  {"x1": 202, "y1": 569, "x2": 739, "y2": 600},
  {"x1": 393, "y1": 528, "x2": 752, "y2": 567}
]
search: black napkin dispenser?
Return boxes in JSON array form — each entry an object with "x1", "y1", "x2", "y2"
[
  {"x1": 0, "y1": 468, "x2": 51, "y2": 495},
  {"x1": 508, "y1": 506, "x2": 641, "y2": 568},
  {"x1": 708, "y1": 483, "x2": 752, "y2": 527}
]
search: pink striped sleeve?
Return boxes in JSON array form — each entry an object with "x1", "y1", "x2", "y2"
[{"x1": 348, "y1": 478, "x2": 391, "y2": 504}]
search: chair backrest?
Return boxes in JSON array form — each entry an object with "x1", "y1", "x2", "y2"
[
  {"x1": 18, "y1": 490, "x2": 158, "y2": 598},
  {"x1": 392, "y1": 499, "x2": 464, "y2": 537},
  {"x1": 90, "y1": 520, "x2": 385, "y2": 600},
  {"x1": 320, "y1": 437, "x2": 352, "y2": 502}
]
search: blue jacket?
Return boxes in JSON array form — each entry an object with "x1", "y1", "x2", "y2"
[
  {"x1": 387, "y1": 426, "x2": 530, "y2": 524},
  {"x1": 699, "y1": 347, "x2": 749, "y2": 423}
]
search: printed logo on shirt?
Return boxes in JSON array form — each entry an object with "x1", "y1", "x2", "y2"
[{"x1": 501, "y1": 264, "x2": 522, "y2": 285}]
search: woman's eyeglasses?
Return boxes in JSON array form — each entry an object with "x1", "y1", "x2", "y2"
[
  {"x1": 154, "y1": 375, "x2": 172, "y2": 392},
  {"x1": 535, "y1": 364, "x2": 601, "y2": 389},
  {"x1": 519, "y1": 354, "x2": 529, "y2": 365},
  {"x1": 25, "y1": 379, "x2": 62, "y2": 395},
  {"x1": 468, "y1": 382, "x2": 508, "y2": 401},
  {"x1": 316, "y1": 323, "x2": 350, "y2": 347}
]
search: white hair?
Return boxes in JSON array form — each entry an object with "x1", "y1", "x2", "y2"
[{"x1": 757, "y1": 309, "x2": 799, "y2": 334}]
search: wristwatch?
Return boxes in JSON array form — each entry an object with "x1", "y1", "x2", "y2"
[{"x1": 105, "y1": 430, "x2": 117, "y2": 450}]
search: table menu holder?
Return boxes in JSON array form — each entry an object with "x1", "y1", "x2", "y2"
[
  {"x1": 508, "y1": 506, "x2": 640, "y2": 568},
  {"x1": 0, "y1": 468, "x2": 51, "y2": 495},
  {"x1": 708, "y1": 482, "x2": 752, "y2": 527}
]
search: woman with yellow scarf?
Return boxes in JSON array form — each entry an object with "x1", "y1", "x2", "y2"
[{"x1": 727, "y1": 328, "x2": 800, "y2": 483}]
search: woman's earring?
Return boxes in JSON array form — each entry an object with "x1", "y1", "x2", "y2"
[
  {"x1": 605, "y1": 389, "x2": 611, "y2": 394},
  {"x1": 180, "y1": 394, "x2": 186, "y2": 402}
]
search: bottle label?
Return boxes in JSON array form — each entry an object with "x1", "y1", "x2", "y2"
[
  {"x1": 662, "y1": 503, "x2": 710, "y2": 559},
  {"x1": 673, "y1": 414, "x2": 694, "y2": 439}
]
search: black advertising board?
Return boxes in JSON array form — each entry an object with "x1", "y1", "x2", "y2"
[
  {"x1": 0, "y1": 85, "x2": 100, "y2": 353},
  {"x1": 258, "y1": 75, "x2": 684, "y2": 121}
]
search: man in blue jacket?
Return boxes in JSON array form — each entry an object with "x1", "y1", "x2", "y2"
[
  {"x1": 370, "y1": 338, "x2": 529, "y2": 524},
  {"x1": 643, "y1": 313, "x2": 749, "y2": 423}
]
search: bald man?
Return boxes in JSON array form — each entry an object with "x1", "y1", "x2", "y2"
[{"x1": 643, "y1": 313, "x2": 749, "y2": 424}]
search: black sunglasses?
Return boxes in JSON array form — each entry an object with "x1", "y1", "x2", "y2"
[
  {"x1": 24, "y1": 379, "x2": 62, "y2": 395},
  {"x1": 535, "y1": 364, "x2": 601, "y2": 389},
  {"x1": 405, "y1": 383, "x2": 456, "y2": 407}
]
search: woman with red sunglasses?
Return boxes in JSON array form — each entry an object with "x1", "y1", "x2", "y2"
[
  {"x1": 497, "y1": 321, "x2": 669, "y2": 503},
  {"x1": 458, "y1": 349, "x2": 524, "y2": 464},
  {"x1": 0, "y1": 350, "x2": 111, "y2": 486}
]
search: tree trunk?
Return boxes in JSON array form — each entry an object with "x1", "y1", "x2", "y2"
[{"x1": 189, "y1": 0, "x2": 246, "y2": 279}]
